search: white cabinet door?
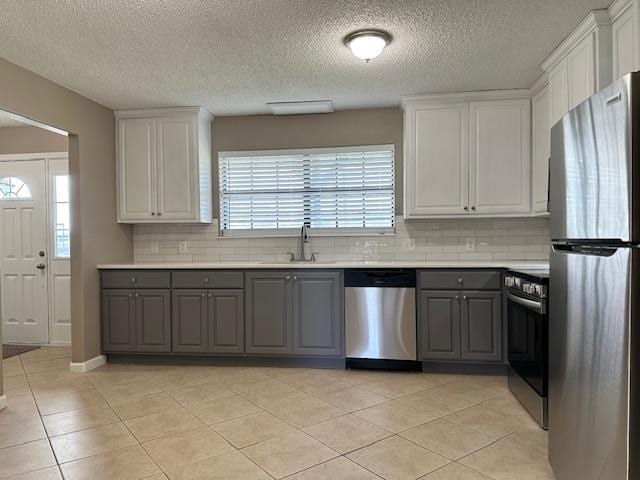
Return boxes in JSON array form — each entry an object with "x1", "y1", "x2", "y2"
[
  {"x1": 155, "y1": 116, "x2": 198, "y2": 221},
  {"x1": 532, "y1": 86, "x2": 551, "y2": 214},
  {"x1": 117, "y1": 117, "x2": 156, "y2": 221},
  {"x1": 567, "y1": 34, "x2": 595, "y2": 110},
  {"x1": 404, "y1": 102, "x2": 469, "y2": 217},
  {"x1": 469, "y1": 99, "x2": 531, "y2": 215},
  {"x1": 549, "y1": 59, "x2": 569, "y2": 127},
  {"x1": 612, "y1": 5, "x2": 637, "y2": 80}
]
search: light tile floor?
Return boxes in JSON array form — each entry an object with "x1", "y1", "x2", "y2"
[{"x1": 1, "y1": 346, "x2": 555, "y2": 479}]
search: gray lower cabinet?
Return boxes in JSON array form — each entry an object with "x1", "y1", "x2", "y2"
[
  {"x1": 419, "y1": 275, "x2": 502, "y2": 363},
  {"x1": 461, "y1": 291, "x2": 502, "y2": 362},
  {"x1": 208, "y1": 290, "x2": 244, "y2": 353},
  {"x1": 135, "y1": 290, "x2": 171, "y2": 352},
  {"x1": 172, "y1": 289, "x2": 244, "y2": 353},
  {"x1": 292, "y1": 272, "x2": 343, "y2": 356},
  {"x1": 102, "y1": 289, "x2": 136, "y2": 352},
  {"x1": 420, "y1": 290, "x2": 461, "y2": 360},
  {"x1": 245, "y1": 271, "x2": 343, "y2": 357},
  {"x1": 172, "y1": 290, "x2": 208, "y2": 353},
  {"x1": 245, "y1": 272, "x2": 292, "y2": 354},
  {"x1": 102, "y1": 289, "x2": 170, "y2": 353}
]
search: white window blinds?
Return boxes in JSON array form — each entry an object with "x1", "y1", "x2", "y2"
[{"x1": 218, "y1": 145, "x2": 395, "y2": 235}]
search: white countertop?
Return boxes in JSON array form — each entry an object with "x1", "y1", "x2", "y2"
[{"x1": 97, "y1": 261, "x2": 549, "y2": 270}]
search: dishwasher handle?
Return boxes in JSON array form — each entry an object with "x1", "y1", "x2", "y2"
[{"x1": 344, "y1": 269, "x2": 416, "y2": 288}]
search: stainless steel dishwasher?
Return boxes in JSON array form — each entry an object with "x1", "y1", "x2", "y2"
[{"x1": 345, "y1": 269, "x2": 418, "y2": 370}]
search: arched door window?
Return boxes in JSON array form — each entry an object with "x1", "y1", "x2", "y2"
[{"x1": 0, "y1": 176, "x2": 32, "y2": 200}]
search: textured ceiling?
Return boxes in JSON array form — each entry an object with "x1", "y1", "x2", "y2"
[
  {"x1": 0, "y1": 110, "x2": 27, "y2": 128},
  {"x1": 0, "y1": 0, "x2": 609, "y2": 115}
]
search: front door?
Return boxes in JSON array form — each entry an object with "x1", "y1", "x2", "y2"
[{"x1": 0, "y1": 160, "x2": 49, "y2": 344}]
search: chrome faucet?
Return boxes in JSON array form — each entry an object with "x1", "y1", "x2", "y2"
[{"x1": 300, "y1": 224, "x2": 310, "y2": 261}]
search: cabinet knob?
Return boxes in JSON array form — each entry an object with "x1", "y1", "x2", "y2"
[
  {"x1": 471, "y1": 206, "x2": 476, "y2": 211},
  {"x1": 135, "y1": 293, "x2": 140, "y2": 298},
  {"x1": 201, "y1": 293, "x2": 206, "y2": 298},
  {"x1": 464, "y1": 206, "x2": 468, "y2": 211},
  {"x1": 457, "y1": 278, "x2": 463, "y2": 283},
  {"x1": 293, "y1": 275, "x2": 297, "y2": 281},
  {"x1": 286, "y1": 275, "x2": 291, "y2": 280},
  {"x1": 203, "y1": 277, "x2": 210, "y2": 283},
  {"x1": 151, "y1": 212, "x2": 156, "y2": 216},
  {"x1": 157, "y1": 212, "x2": 162, "y2": 216},
  {"x1": 455, "y1": 295, "x2": 460, "y2": 300},
  {"x1": 208, "y1": 293, "x2": 213, "y2": 298},
  {"x1": 131, "y1": 277, "x2": 137, "y2": 283},
  {"x1": 128, "y1": 293, "x2": 133, "y2": 298},
  {"x1": 463, "y1": 295, "x2": 467, "y2": 300}
]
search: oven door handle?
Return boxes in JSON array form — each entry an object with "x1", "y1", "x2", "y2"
[{"x1": 507, "y1": 292, "x2": 546, "y2": 314}]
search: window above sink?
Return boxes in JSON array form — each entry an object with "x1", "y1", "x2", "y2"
[{"x1": 218, "y1": 145, "x2": 395, "y2": 237}]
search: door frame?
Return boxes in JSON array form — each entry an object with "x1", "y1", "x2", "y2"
[{"x1": 0, "y1": 151, "x2": 70, "y2": 345}]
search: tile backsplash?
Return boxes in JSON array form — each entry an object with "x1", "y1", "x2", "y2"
[{"x1": 133, "y1": 216, "x2": 550, "y2": 264}]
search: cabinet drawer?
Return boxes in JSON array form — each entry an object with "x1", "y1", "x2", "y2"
[
  {"x1": 172, "y1": 271, "x2": 244, "y2": 289},
  {"x1": 101, "y1": 271, "x2": 170, "y2": 289},
  {"x1": 419, "y1": 270, "x2": 500, "y2": 290}
]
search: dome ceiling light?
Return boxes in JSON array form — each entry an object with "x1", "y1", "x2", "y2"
[{"x1": 344, "y1": 29, "x2": 392, "y2": 62}]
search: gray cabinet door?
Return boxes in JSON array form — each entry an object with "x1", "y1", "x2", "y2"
[
  {"x1": 420, "y1": 290, "x2": 461, "y2": 360},
  {"x1": 172, "y1": 289, "x2": 208, "y2": 353},
  {"x1": 461, "y1": 291, "x2": 502, "y2": 362},
  {"x1": 135, "y1": 289, "x2": 171, "y2": 352},
  {"x1": 208, "y1": 289, "x2": 244, "y2": 354},
  {"x1": 292, "y1": 272, "x2": 343, "y2": 357},
  {"x1": 102, "y1": 289, "x2": 136, "y2": 352},
  {"x1": 245, "y1": 272, "x2": 292, "y2": 354}
]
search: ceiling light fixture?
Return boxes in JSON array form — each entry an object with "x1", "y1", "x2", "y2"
[{"x1": 344, "y1": 29, "x2": 392, "y2": 62}]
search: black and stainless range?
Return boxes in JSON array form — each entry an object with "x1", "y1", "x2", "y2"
[{"x1": 505, "y1": 270, "x2": 549, "y2": 429}]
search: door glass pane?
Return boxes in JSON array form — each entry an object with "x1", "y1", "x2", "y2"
[
  {"x1": 53, "y1": 174, "x2": 70, "y2": 258},
  {"x1": 0, "y1": 176, "x2": 32, "y2": 200}
]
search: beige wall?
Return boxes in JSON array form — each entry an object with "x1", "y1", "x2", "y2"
[
  {"x1": 0, "y1": 125, "x2": 67, "y2": 154},
  {"x1": 212, "y1": 107, "x2": 403, "y2": 214},
  {"x1": 0, "y1": 58, "x2": 132, "y2": 394}
]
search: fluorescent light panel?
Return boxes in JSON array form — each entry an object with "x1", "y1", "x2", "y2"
[{"x1": 268, "y1": 100, "x2": 334, "y2": 115}]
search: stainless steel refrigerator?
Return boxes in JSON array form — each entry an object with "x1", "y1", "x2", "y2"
[{"x1": 549, "y1": 73, "x2": 639, "y2": 480}]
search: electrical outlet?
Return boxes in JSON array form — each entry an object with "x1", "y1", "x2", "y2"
[
  {"x1": 150, "y1": 242, "x2": 159, "y2": 254},
  {"x1": 465, "y1": 237, "x2": 476, "y2": 252},
  {"x1": 178, "y1": 240, "x2": 188, "y2": 253},
  {"x1": 402, "y1": 238, "x2": 416, "y2": 250}
]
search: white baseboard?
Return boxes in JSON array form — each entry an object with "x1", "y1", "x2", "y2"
[
  {"x1": 0, "y1": 395, "x2": 6, "y2": 410},
  {"x1": 69, "y1": 354, "x2": 107, "y2": 373}
]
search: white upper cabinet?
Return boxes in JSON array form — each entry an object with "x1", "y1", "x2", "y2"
[
  {"x1": 610, "y1": 0, "x2": 638, "y2": 80},
  {"x1": 469, "y1": 99, "x2": 531, "y2": 215},
  {"x1": 116, "y1": 107, "x2": 213, "y2": 224},
  {"x1": 118, "y1": 117, "x2": 156, "y2": 221},
  {"x1": 404, "y1": 102, "x2": 469, "y2": 216},
  {"x1": 402, "y1": 92, "x2": 531, "y2": 219},
  {"x1": 542, "y1": 10, "x2": 612, "y2": 127},
  {"x1": 531, "y1": 84, "x2": 551, "y2": 214}
]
